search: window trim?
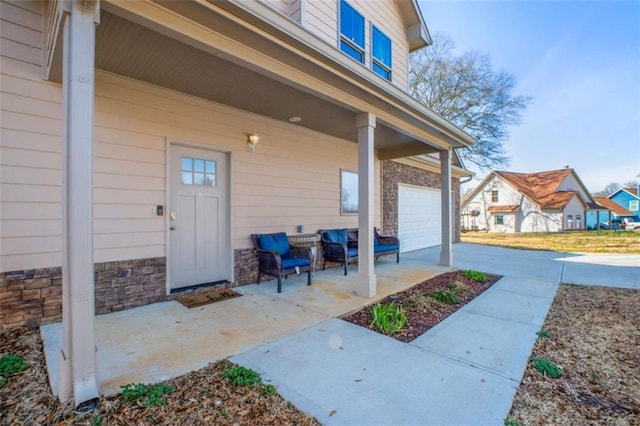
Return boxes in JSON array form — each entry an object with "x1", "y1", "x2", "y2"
[
  {"x1": 494, "y1": 215, "x2": 504, "y2": 225},
  {"x1": 491, "y1": 190, "x2": 499, "y2": 203},
  {"x1": 338, "y1": 0, "x2": 365, "y2": 64},
  {"x1": 371, "y1": 25, "x2": 392, "y2": 81}
]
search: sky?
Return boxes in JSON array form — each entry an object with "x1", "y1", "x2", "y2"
[{"x1": 417, "y1": 0, "x2": 640, "y2": 193}]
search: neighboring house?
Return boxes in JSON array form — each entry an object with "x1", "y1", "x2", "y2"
[
  {"x1": 607, "y1": 186, "x2": 640, "y2": 221},
  {"x1": 462, "y1": 168, "x2": 600, "y2": 233},
  {"x1": 592, "y1": 197, "x2": 633, "y2": 225},
  {"x1": 0, "y1": 0, "x2": 474, "y2": 405}
]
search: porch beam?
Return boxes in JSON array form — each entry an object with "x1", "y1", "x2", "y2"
[
  {"x1": 356, "y1": 112, "x2": 376, "y2": 298},
  {"x1": 59, "y1": 0, "x2": 100, "y2": 409},
  {"x1": 439, "y1": 149, "x2": 453, "y2": 266}
]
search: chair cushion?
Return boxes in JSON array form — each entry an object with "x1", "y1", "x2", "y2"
[
  {"x1": 347, "y1": 247, "x2": 358, "y2": 258},
  {"x1": 374, "y1": 244, "x2": 399, "y2": 253},
  {"x1": 326, "y1": 229, "x2": 348, "y2": 246},
  {"x1": 258, "y1": 234, "x2": 290, "y2": 257},
  {"x1": 281, "y1": 257, "x2": 310, "y2": 270}
]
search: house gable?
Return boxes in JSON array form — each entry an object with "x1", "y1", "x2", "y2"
[
  {"x1": 608, "y1": 187, "x2": 640, "y2": 216},
  {"x1": 462, "y1": 168, "x2": 597, "y2": 233}
]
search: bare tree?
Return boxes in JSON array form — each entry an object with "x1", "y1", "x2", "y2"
[
  {"x1": 409, "y1": 34, "x2": 531, "y2": 170},
  {"x1": 604, "y1": 182, "x2": 622, "y2": 195}
]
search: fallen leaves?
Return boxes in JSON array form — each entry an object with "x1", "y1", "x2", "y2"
[
  {"x1": 508, "y1": 284, "x2": 640, "y2": 425},
  {"x1": 0, "y1": 329, "x2": 320, "y2": 425}
]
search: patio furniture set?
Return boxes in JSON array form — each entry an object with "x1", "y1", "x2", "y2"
[{"x1": 251, "y1": 228, "x2": 400, "y2": 292}]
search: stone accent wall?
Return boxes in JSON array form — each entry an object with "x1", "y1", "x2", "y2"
[
  {"x1": 234, "y1": 245, "x2": 332, "y2": 286},
  {"x1": 0, "y1": 268, "x2": 63, "y2": 331},
  {"x1": 94, "y1": 257, "x2": 166, "y2": 314},
  {"x1": 382, "y1": 160, "x2": 462, "y2": 242},
  {"x1": 1, "y1": 257, "x2": 167, "y2": 331}
]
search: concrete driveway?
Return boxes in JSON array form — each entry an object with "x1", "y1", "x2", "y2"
[{"x1": 232, "y1": 243, "x2": 640, "y2": 425}]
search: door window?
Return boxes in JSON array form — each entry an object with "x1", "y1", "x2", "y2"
[{"x1": 181, "y1": 157, "x2": 216, "y2": 186}]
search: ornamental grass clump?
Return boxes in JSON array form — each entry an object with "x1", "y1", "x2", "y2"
[
  {"x1": 462, "y1": 269, "x2": 488, "y2": 282},
  {"x1": 370, "y1": 302, "x2": 407, "y2": 335}
]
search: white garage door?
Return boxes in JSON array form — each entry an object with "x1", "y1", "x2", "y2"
[{"x1": 398, "y1": 184, "x2": 441, "y2": 253}]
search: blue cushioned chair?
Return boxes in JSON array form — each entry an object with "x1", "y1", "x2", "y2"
[
  {"x1": 319, "y1": 227, "x2": 400, "y2": 275},
  {"x1": 251, "y1": 232, "x2": 312, "y2": 293},
  {"x1": 319, "y1": 228, "x2": 357, "y2": 276}
]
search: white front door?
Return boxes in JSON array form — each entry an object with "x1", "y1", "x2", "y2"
[
  {"x1": 169, "y1": 144, "x2": 229, "y2": 290},
  {"x1": 398, "y1": 184, "x2": 442, "y2": 252}
]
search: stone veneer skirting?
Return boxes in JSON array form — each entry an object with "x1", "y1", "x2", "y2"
[
  {"x1": 382, "y1": 160, "x2": 461, "y2": 242},
  {"x1": 1, "y1": 257, "x2": 166, "y2": 331}
]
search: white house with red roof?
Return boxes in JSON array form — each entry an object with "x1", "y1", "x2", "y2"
[{"x1": 462, "y1": 168, "x2": 601, "y2": 233}]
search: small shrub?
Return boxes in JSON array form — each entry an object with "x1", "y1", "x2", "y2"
[
  {"x1": 262, "y1": 384, "x2": 277, "y2": 396},
  {"x1": 536, "y1": 329, "x2": 551, "y2": 338},
  {"x1": 504, "y1": 419, "x2": 519, "y2": 426},
  {"x1": 222, "y1": 366, "x2": 263, "y2": 387},
  {"x1": 121, "y1": 382, "x2": 173, "y2": 406},
  {"x1": 530, "y1": 357, "x2": 563, "y2": 379},
  {"x1": 0, "y1": 354, "x2": 30, "y2": 377},
  {"x1": 370, "y1": 302, "x2": 407, "y2": 335},
  {"x1": 0, "y1": 354, "x2": 30, "y2": 387},
  {"x1": 463, "y1": 269, "x2": 488, "y2": 282},
  {"x1": 91, "y1": 415, "x2": 103, "y2": 426},
  {"x1": 431, "y1": 289, "x2": 461, "y2": 305}
]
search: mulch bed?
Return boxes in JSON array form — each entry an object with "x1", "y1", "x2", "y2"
[
  {"x1": 0, "y1": 327, "x2": 319, "y2": 425},
  {"x1": 342, "y1": 270, "x2": 501, "y2": 342},
  {"x1": 507, "y1": 284, "x2": 640, "y2": 425}
]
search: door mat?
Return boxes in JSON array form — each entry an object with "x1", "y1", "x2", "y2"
[{"x1": 177, "y1": 288, "x2": 242, "y2": 308}]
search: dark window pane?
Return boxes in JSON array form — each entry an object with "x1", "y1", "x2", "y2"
[
  {"x1": 340, "y1": 40, "x2": 364, "y2": 63},
  {"x1": 372, "y1": 26, "x2": 392, "y2": 68},
  {"x1": 340, "y1": 0, "x2": 364, "y2": 48},
  {"x1": 182, "y1": 172, "x2": 193, "y2": 185},
  {"x1": 373, "y1": 62, "x2": 391, "y2": 80},
  {"x1": 181, "y1": 157, "x2": 193, "y2": 172}
]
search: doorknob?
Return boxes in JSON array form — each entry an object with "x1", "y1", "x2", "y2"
[{"x1": 170, "y1": 225, "x2": 176, "y2": 231}]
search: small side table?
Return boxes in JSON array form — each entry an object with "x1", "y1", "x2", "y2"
[{"x1": 288, "y1": 233, "x2": 321, "y2": 272}]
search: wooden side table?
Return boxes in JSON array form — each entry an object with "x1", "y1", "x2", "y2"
[{"x1": 288, "y1": 233, "x2": 321, "y2": 272}]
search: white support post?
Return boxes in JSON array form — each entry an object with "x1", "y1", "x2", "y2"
[
  {"x1": 356, "y1": 112, "x2": 376, "y2": 297},
  {"x1": 59, "y1": 0, "x2": 100, "y2": 409},
  {"x1": 439, "y1": 149, "x2": 453, "y2": 266}
]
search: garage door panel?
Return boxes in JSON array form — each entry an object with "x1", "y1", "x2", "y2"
[{"x1": 398, "y1": 185, "x2": 441, "y2": 253}]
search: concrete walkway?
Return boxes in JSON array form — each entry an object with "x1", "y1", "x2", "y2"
[{"x1": 232, "y1": 244, "x2": 639, "y2": 425}]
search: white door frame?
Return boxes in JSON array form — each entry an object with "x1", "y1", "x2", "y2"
[{"x1": 165, "y1": 139, "x2": 234, "y2": 294}]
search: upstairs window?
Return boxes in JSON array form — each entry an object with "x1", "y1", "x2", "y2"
[
  {"x1": 371, "y1": 26, "x2": 391, "y2": 80},
  {"x1": 491, "y1": 190, "x2": 499, "y2": 202},
  {"x1": 629, "y1": 200, "x2": 639, "y2": 211},
  {"x1": 339, "y1": 0, "x2": 365, "y2": 63}
]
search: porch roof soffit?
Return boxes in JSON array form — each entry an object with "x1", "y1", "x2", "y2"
[{"x1": 49, "y1": 0, "x2": 473, "y2": 158}]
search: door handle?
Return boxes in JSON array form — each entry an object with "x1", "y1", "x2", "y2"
[{"x1": 170, "y1": 225, "x2": 176, "y2": 231}]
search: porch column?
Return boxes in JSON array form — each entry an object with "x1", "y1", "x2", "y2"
[
  {"x1": 439, "y1": 148, "x2": 453, "y2": 266},
  {"x1": 356, "y1": 112, "x2": 376, "y2": 297},
  {"x1": 59, "y1": 0, "x2": 100, "y2": 409}
]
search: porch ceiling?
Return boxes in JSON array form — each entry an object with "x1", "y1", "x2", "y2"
[{"x1": 95, "y1": 10, "x2": 432, "y2": 155}]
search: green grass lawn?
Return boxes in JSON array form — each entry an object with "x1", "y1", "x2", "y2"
[{"x1": 461, "y1": 230, "x2": 640, "y2": 254}]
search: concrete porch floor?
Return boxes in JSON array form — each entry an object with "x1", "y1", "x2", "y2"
[{"x1": 41, "y1": 249, "x2": 450, "y2": 396}]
